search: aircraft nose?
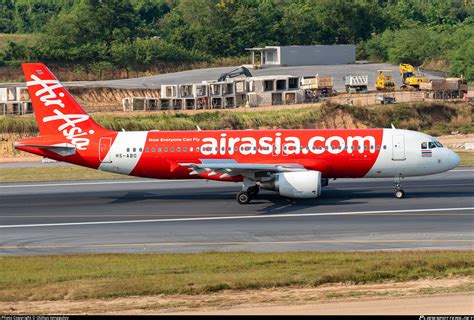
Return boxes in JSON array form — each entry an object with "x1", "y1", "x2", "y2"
[{"x1": 448, "y1": 150, "x2": 460, "y2": 169}]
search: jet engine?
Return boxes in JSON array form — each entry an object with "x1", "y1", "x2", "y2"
[{"x1": 260, "y1": 171, "x2": 322, "y2": 198}]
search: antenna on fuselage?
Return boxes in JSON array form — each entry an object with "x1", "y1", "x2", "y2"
[
  {"x1": 196, "y1": 125, "x2": 202, "y2": 131},
  {"x1": 391, "y1": 123, "x2": 396, "y2": 129}
]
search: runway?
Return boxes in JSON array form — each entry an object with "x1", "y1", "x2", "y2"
[{"x1": 0, "y1": 168, "x2": 473, "y2": 255}]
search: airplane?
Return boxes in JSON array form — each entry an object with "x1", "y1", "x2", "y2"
[{"x1": 15, "y1": 63, "x2": 460, "y2": 204}]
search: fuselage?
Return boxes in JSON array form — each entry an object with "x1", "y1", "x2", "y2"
[{"x1": 18, "y1": 128, "x2": 460, "y2": 181}]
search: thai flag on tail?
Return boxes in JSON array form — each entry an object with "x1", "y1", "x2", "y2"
[{"x1": 422, "y1": 149, "x2": 432, "y2": 157}]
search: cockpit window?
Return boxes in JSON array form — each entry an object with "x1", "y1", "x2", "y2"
[
  {"x1": 428, "y1": 142, "x2": 436, "y2": 149},
  {"x1": 434, "y1": 141, "x2": 443, "y2": 148},
  {"x1": 421, "y1": 142, "x2": 427, "y2": 149}
]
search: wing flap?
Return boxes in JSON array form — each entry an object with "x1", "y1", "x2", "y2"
[{"x1": 179, "y1": 160, "x2": 306, "y2": 179}]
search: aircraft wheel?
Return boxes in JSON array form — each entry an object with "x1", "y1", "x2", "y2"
[
  {"x1": 395, "y1": 189, "x2": 405, "y2": 199},
  {"x1": 237, "y1": 191, "x2": 251, "y2": 204},
  {"x1": 248, "y1": 186, "x2": 259, "y2": 197}
]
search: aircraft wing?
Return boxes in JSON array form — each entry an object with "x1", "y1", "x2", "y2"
[{"x1": 179, "y1": 160, "x2": 306, "y2": 179}]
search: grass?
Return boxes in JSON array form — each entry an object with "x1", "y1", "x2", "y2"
[
  {"x1": 0, "y1": 33, "x2": 38, "y2": 52},
  {"x1": 0, "y1": 251, "x2": 472, "y2": 301},
  {"x1": 458, "y1": 151, "x2": 474, "y2": 166},
  {"x1": 0, "y1": 165, "x2": 134, "y2": 183}
]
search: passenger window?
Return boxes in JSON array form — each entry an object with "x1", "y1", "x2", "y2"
[
  {"x1": 133, "y1": 148, "x2": 136, "y2": 152},
  {"x1": 383, "y1": 145, "x2": 387, "y2": 149},
  {"x1": 139, "y1": 148, "x2": 142, "y2": 152},
  {"x1": 183, "y1": 147, "x2": 187, "y2": 152},
  {"x1": 158, "y1": 147, "x2": 162, "y2": 152},
  {"x1": 152, "y1": 148, "x2": 156, "y2": 152},
  {"x1": 370, "y1": 145, "x2": 374, "y2": 150},
  {"x1": 127, "y1": 148, "x2": 130, "y2": 152},
  {"x1": 421, "y1": 142, "x2": 427, "y2": 149},
  {"x1": 145, "y1": 148, "x2": 149, "y2": 152},
  {"x1": 164, "y1": 147, "x2": 168, "y2": 152},
  {"x1": 196, "y1": 147, "x2": 200, "y2": 151},
  {"x1": 171, "y1": 148, "x2": 175, "y2": 152},
  {"x1": 177, "y1": 147, "x2": 181, "y2": 152},
  {"x1": 376, "y1": 145, "x2": 381, "y2": 150}
]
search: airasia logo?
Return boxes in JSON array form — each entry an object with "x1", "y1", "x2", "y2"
[
  {"x1": 200, "y1": 133, "x2": 376, "y2": 156},
  {"x1": 26, "y1": 74, "x2": 92, "y2": 150}
]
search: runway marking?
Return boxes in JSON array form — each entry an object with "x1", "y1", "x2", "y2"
[
  {"x1": 1, "y1": 213, "x2": 473, "y2": 219},
  {"x1": 0, "y1": 239, "x2": 472, "y2": 250},
  {"x1": 329, "y1": 183, "x2": 474, "y2": 190},
  {"x1": 0, "y1": 207, "x2": 472, "y2": 229}
]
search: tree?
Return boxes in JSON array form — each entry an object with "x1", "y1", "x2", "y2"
[{"x1": 0, "y1": 0, "x2": 15, "y2": 33}]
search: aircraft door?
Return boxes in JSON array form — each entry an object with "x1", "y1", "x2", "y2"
[
  {"x1": 392, "y1": 135, "x2": 406, "y2": 161},
  {"x1": 99, "y1": 137, "x2": 112, "y2": 163}
]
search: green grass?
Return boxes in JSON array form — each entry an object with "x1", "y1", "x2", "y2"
[
  {"x1": 0, "y1": 33, "x2": 38, "y2": 52},
  {"x1": 459, "y1": 152, "x2": 474, "y2": 166},
  {"x1": 0, "y1": 251, "x2": 472, "y2": 301},
  {"x1": 0, "y1": 165, "x2": 134, "y2": 183}
]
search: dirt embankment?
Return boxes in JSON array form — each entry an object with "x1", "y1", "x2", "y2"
[
  {"x1": 68, "y1": 87, "x2": 160, "y2": 112},
  {"x1": 1, "y1": 277, "x2": 472, "y2": 315}
]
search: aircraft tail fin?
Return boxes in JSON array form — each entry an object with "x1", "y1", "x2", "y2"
[{"x1": 22, "y1": 63, "x2": 110, "y2": 149}]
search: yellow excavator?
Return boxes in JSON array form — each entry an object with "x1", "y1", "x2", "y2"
[
  {"x1": 375, "y1": 70, "x2": 396, "y2": 91},
  {"x1": 399, "y1": 63, "x2": 428, "y2": 90}
]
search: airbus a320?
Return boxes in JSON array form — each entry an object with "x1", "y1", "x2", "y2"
[{"x1": 15, "y1": 64, "x2": 460, "y2": 204}]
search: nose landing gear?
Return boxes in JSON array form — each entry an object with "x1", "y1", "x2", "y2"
[{"x1": 394, "y1": 177, "x2": 405, "y2": 199}]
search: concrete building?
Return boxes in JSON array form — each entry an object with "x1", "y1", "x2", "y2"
[
  {"x1": 246, "y1": 45, "x2": 356, "y2": 67},
  {"x1": 0, "y1": 86, "x2": 33, "y2": 115}
]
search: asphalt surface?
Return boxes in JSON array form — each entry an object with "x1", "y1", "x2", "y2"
[
  {"x1": 2, "y1": 63, "x2": 442, "y2": 91},
  {"x1": 0, "y1": 168, "x2": 473, "y2": 255}
]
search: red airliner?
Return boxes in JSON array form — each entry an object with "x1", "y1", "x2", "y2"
[{"x1": 15, "y1": 63, "x2": 460, "y2": 204}]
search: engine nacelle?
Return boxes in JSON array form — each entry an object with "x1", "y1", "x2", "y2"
[{"x1": 261, "y1": 171, "x2": 322, "y2": 198}]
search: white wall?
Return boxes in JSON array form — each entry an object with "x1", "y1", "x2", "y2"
[{"x1": 275, "y1": 45, "x2": 355, "y2": 66}]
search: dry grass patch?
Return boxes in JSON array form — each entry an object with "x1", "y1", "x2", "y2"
[{"x1": 0, "y1": 251, "x2": 472, "y2": 302}]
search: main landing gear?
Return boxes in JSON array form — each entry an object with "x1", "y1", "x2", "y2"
[
  {"x1": 236, "y1": 185, "x2": 259, "y2": 205},
  {"x1": 394, "y1": 177, "x2": 405, "y2": 199}
]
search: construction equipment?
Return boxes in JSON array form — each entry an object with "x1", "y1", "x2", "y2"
[
  {"x1": 376, "y1": 94, "x2": 396, "y2": 104},
  {"x1": 399, "y1": 63, "x2": 428, "y2": 90},
  {"x1": 344, "y1": 75, "x2": 368, "y2": 93},
  {"x1": 375, "y1": 70, "x2": 396, "y2": 91},
  {"x1": 218, "y1": 66, "x2": 253, "y2": 82},
  {"x1": 419, "y1": 77, "x2": 468, "y2": 99},
  {"x1": 300, "y1": 75, "x2": 334, "y2": 97}
]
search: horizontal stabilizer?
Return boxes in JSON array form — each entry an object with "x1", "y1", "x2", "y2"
[{"x1": 15, "y1": 141, "x2": 76, "y2": 156}]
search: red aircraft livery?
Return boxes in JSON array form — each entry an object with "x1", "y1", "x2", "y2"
[{"x1": 16, "y1": 63, "x2": 460, "y2": 204}]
